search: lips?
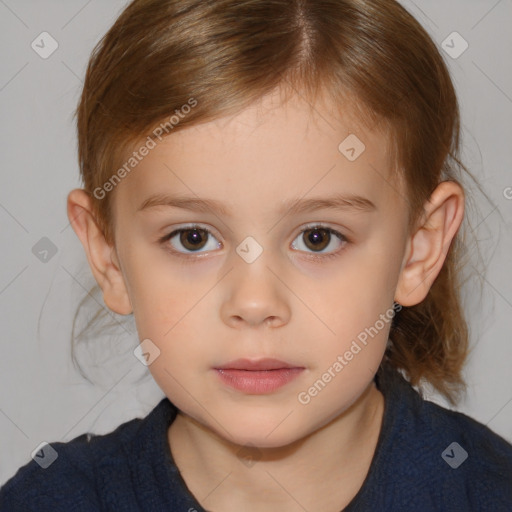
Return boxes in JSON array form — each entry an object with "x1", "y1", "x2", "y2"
[
  {"x1": 214, "y1": 358, "x2": 301, "y2": 371},
  {"x1": 214, "y1": 358, "x2": 305, "y2": 394}
]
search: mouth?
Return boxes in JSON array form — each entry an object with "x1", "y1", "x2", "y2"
[{"x1": 214, "y1": 358, "x2": 305, "y2": 394}]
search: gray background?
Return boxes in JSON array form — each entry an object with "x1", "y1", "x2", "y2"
[{"x1": 1, "y1": 0, "x2": 511, "y2": 485}]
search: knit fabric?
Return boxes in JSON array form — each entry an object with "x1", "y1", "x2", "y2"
[{"x1": 1, "y1": 364, "x2": 512, "y2": 511}]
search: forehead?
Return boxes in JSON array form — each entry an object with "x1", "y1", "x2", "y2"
[{"x1": 113, "y1": 89, "x2": 403, "y2": 220}]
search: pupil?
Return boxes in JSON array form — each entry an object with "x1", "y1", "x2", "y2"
[
  {"x1": 306, "y1": 228, "x2": 329, "y2": 251},
  {"x1": 188, "y1": 230, "x2": 201, "y2": 244},
  {"x1": 181, "y1": 229, "x2": 206, "y2": 250},
  {"x1": 310, "y1": 231, "x2": 321, "y2": 243}
]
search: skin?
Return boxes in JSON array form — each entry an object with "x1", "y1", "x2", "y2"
[{"x1": 67, "y1": 86, "x2": 464, "y2": 511}]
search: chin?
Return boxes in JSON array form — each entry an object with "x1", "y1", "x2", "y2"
[
  {"x1": 227, "y1": 430, "x2": 301, "y2": 452},
  {"x1": 214, "y1": 413, "x2": 310, "y2": 451}
]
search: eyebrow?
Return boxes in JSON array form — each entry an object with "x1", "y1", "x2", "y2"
[{"x1": 137, "y1": 192, "x2": 377, "y2": 216}]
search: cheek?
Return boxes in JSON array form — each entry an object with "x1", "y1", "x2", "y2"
[
  {"x1": 137, "y1": 304, "x2": 211, "y2": 407},
  {"x1": 124, "y1": 248, "x2": 215, "y2": 336},
  {"x1": 297, "y1": 248, "x2": 399, "y2": 381},
  {"x1": 133, "y1": 290, "x2": 208, "y2": 351},
  {"x1": 127, "y1": 271, "x2": 216, "y2": 371},
  {"x1": 305, "y1": 257, "x2": 398, "y2": 337}
]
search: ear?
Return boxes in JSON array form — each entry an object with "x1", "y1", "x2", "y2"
[
  {"x1": 394, "y1": 181, "x2": 465, "y2": 307},
  {"x1": 66, "y1": 189, "x2": 133, "y2": 315}
]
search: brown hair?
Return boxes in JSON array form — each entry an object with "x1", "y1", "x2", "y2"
[{"x1": 73, "y1": 0, "x2": 483, "y2": 402}]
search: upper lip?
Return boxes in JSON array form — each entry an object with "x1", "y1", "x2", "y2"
[{"x1": 215, "y1": 358, "x2": 303, "y2": 371}]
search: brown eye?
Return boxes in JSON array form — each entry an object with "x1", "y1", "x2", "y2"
[
  {"x1": 302, "y1": 227, "x2": 331, "y2": 252},
  {"x1": 161, "y1": 225, "x2": 221, "y2": 255},
  {"x1": 179, "y1": 228, "x2": 209, "y2": 251},
  {"x1": 291, "y1": 225, "x2": 347, "y2": 258}
]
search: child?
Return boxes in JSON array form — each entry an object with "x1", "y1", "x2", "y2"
[{"x1": 2, "y1": 0, "x2": 512, "y2": 510}]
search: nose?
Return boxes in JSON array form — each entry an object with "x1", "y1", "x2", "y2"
[{"x1": 220, "y1": 255, "x2": 291, "y2": 329}]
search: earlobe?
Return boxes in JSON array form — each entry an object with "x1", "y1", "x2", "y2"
[
  {"x1": 66, "y1": 189, "x2": 133, "y2": 315},
  {"x1": 394, "y1": 181, "x2": 465, "y2": 307}
]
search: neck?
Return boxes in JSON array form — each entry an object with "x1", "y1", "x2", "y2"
[{"x1": 168, "y1": 381, "x2": 384, "y2": 511}]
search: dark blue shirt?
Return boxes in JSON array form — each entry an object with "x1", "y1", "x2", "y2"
[{"x1": 1, "y1": 363, "x2": 512, "y2": 511}]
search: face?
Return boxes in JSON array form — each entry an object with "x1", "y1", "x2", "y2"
[{"x1": 110, "y1": 88, "x2": 410, "y2": 448}]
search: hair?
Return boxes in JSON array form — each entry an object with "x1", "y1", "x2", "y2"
[{"x1": 72, "y1": 0, "x2": 487, "y2": 403}]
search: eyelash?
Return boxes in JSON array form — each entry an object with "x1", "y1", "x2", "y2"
[{"x1": 158, "y1": 223, "x2": 349, "y2": 262}]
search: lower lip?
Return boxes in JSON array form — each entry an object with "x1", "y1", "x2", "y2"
[{"x1": 214, "y1": 368, "x2": 304, "y2": 394}]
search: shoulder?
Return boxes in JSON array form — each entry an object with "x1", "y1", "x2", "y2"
[
  {"x1": 419, "y1": 395, "x2": 512, "y2": 485},
  {"x1": 1, "y1": 432, "x2": 99, "y2": 511},
  {"x1": 0, "y1": 402, "x2": 163, "y2": 511},
  {"x1": 375, "y1": 365, "x2": 512, "y2": 509},
  {"x1": 414, "y1": 398, "x2": 512, "y2": 510}
]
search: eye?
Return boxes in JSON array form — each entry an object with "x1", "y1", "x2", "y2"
[
  {"x1": 159, "y1": 223, "x2": 348, "y2": 260},
  {"x1": 291, "y1": 224, "x2": 348, "y2": 258},
  {"x1": 159, "y1": 224, "x2": 221, "y2": 256}
]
